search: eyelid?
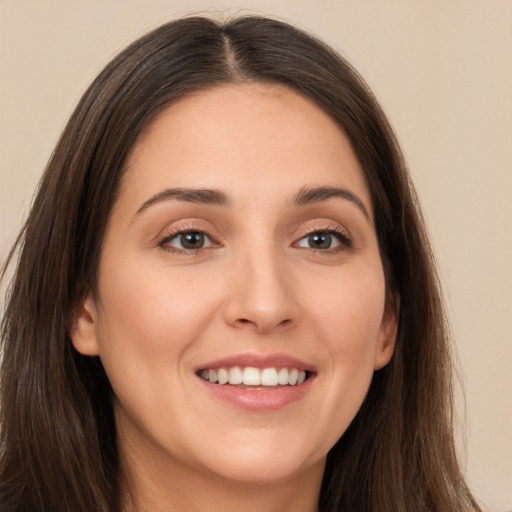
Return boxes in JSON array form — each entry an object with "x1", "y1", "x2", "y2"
[
  {"x1": 154, "y1": 219, "x2": 353, "y2": 254},
  {"x1": 293, "y1": 223, "x2": 353, "y2": 251},
  {"x1": 157, "y1": 223, "x2": 220, "y2": 253}
]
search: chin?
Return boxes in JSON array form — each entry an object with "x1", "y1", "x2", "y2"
[
  {"x1": 207, "y1": 455, "x2": 322, "y2": 486},
  {"x1": 190, "y1": 435, "x2": 325, "y2": 485}
]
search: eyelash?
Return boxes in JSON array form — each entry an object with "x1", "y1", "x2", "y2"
[
  {"x1": 296, "y1": 226, "x2": 353, "y2": 253},
  {"x1": 158, "y1": 226, "x2": 217, "y2": 254},
  {"x1": 157, "y1": 225, "x2": 352, "y2": 254}
]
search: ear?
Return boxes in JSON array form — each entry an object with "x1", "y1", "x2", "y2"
[
  {"x1": 374, "y1": 296, "x2": 399, "y2": 370},
  {"x1": 69, "y1": 291, "x2": 101, "y2": 356}
]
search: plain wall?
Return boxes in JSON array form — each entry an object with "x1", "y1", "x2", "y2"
[{"x1": 1, "y1": 1, "x2": 511, "y2": 510}]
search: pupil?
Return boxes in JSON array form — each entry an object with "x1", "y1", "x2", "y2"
[
  {"x1": 308, "y1": 233, "x2": 331, "y2": 249},
  {"x1": 181, "y1": 232, "x2": 204, "y2": 249}
]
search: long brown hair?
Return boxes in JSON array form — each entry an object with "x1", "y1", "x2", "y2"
[{"x1": 0, "y1": 15, "x2": 481, "y2": 512}]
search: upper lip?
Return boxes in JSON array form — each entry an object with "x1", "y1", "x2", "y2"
[{"x1": 196, "y1": 353, "x2": 316, "y2": 372}]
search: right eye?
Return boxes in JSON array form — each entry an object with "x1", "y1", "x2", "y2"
[{"x1": 159, "y1": 230, "x2": 214, "y2": 252}]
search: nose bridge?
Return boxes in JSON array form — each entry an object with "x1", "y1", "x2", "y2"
[{"x1": 223, "y1": 236, "x2": 298, "y2": 334}]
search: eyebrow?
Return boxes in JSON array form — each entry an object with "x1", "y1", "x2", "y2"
[
  {"x1": 291, "y1": 186, "x2": 371, "y2": 221},
  {"x1": 134, "y1": 185, "x2": 370, "y2": 221},
  {"x1": 135, "y1": 187, "x2": 231, "y2": 215}
]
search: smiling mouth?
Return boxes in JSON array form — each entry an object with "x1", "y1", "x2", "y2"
[{"x1": 198, "y1": 366, "x2": 311, "y2": 387}]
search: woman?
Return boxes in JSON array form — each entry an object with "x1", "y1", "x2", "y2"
[{"x1": 0, "y1": 15, "x2": 482, "y2": 512}]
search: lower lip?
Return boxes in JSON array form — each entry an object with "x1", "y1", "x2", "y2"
[{"x1": 198, "y1": 376, "x2": 315, "y2": 411}]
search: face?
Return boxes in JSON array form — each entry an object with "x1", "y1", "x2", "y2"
[{"x1": 72, "y1": 84, "x2": 396, "y2": 489}]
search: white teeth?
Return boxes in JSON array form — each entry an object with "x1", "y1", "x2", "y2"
[
  {"x1": 260, "y1": 368, "x2": 278, "y2": 386},
  {"x1": 199, "y1": 366, "x2": 309, "y2": 387},
  {"x1": 228, "y1": 366, "x2": 243, "y2": 385},
  {"x1": 278, "y1": 367, "x2": 289, "y2": 385},
  {"x1": 217, "y1": 368, "x2": 229, "y2": 385},
  {"x1": 242, "y1": 367, "x2": 261, "y2": 386}
]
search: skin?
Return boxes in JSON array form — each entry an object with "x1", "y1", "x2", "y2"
[{"x1": 71, "y1": 83, "x2": 397, "y2": 512}]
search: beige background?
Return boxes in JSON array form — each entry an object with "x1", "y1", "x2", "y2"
[{"x1": 1, "y1": 1, "x2": 511, "y2": 510}]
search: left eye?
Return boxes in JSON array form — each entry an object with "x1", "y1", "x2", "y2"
[
  {"x1": 296, "y1": 231, "x2": 343, "y2": 250},
  {"x1": 164, "y1": 231, "x2": 213, "y2": 250}
]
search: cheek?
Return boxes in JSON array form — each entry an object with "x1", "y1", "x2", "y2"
[
  {"x1": 93, "y1": 258, "x2": 226, "y2": 441},
  {"x1": 309, "y1": 263, "x2": 386, "y2": 348},
  {"x1": 97, "y1": 255, "x2": 221, "y2": 348},
  {"x1": 93, "y1": 255, "x2": 225, "y2": 408},
  {"x1": 304, "y1": 264, "x2": 386, "y2": 437}
]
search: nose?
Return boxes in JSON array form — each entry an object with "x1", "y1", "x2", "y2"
[{"x1": 223, "y1": 247, "x2": 300, "y2": 335}]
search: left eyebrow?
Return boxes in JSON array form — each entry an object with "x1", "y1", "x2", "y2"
[{"x1": 291, "y1": 186, "x2": 371, "y2": 221}]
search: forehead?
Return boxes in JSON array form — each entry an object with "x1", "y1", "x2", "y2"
[{"x1": 119, "y1": 83, "x2": 372, "y2": 214}]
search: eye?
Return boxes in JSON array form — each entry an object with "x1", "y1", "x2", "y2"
[
  {"x1": 160, "y1": 230, "x2": 214, "y2": 252},
  {"x1": 296, "y1": 230, "x2": 351, "y2": 251}
]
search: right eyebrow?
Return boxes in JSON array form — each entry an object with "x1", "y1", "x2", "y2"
[{"x1": 134, "y1": 187, "x2": 231, "y2": 217}]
